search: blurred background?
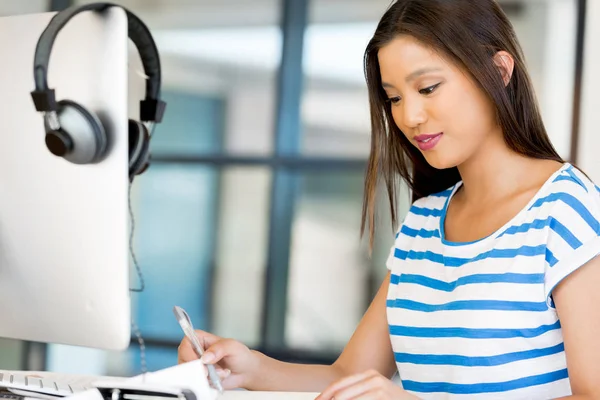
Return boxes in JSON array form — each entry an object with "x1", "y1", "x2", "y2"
[{"x1": 0, "y1": 0, "x2": 589, "y2": 376}]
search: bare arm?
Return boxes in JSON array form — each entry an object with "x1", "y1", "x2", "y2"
[
  {"x1": 552, "y1": 255, "x2": 600, "y2": 400},
  {"x1": 333, "y1": 271, "x2": 397, "y2": 378},
  {"x1": 247, "y1": 272, "x2": 396, "y2": 391}
]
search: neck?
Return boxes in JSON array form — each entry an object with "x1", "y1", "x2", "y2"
[{"x1": 456, "y1": 132, "x2": 538, "y2": 204}]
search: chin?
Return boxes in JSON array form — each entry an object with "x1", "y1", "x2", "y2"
[{"x1": 422, "y1": 152, "x2": 461, "y2": 170}]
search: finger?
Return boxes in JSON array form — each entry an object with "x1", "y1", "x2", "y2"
[
  {"x1": 328, "y1": 375, "x2": 386, "y2": 400},
  {"x1": 200, "y1": 364, "x2": 230, "y2": 379},
  {"x1": 316, "y1": 370, "x2": 380, "y2": 400},
  {"x1": 178, "y1": 339, "x2": 199, "y2": 363},
  {"x1": 203, "y1": 365, "x2": 228, "y2": 376},
  {"x1": 200, "y1": 338, "x2": 239, "y2": 365},
  {"x1": 347, "y1": 390, "x2": 385, "y2": 400},
  {"x1": 178, "y1": 343, "x2": 193, "y2": 364},
  {"x1": 217, "y1": 368, "x2": 231, "y2": 379}
]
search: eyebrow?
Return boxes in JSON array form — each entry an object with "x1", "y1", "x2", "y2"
[{"x1": 382, "y1": 67, "x2": 443, "y2": 89}]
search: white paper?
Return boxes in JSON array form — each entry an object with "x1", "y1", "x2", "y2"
[{"x1": 95, "y1": 360, "x2": 218, "y2": 400}]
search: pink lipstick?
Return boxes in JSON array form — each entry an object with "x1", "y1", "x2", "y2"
[{"x1": 414, "y1": 132, "x2": 443, "y2": 151}]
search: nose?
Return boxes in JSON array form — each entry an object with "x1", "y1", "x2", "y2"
[{"x1": 400, "y1": 97, "x2": 427, "y2": 129}]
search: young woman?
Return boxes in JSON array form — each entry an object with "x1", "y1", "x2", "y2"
[{"x1": 178, "y1": 1, "x2": 600, "y2": 398}]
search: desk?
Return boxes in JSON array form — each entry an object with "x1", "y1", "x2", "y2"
[{"x1": 222, "y1": 392, "x2": 318, "y2": 399}]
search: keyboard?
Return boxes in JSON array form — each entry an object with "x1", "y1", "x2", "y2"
[{"x1": 0, "y1": 371, "x2": 97, "y2": 398}]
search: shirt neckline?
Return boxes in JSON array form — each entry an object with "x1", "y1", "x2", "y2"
[{"x1": 439, "y1": 162, "x2": 571, "y2": 247}]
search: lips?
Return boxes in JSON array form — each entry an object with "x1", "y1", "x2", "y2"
[{"x1": 414, "y1": 132, "x2": 443, "y2": 151}]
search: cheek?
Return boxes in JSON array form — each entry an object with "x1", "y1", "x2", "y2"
[
  {"x1": 440, "y1": 88, "x2": 496, "y2": 139},
  {"x1": 390, "y1": 108, "x2": 403, "y2": 131},
  {"x1": 389, "y1": 105, "x2": 419, "y2": 132}
]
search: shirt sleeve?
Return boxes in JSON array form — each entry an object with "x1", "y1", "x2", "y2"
[{"x1": 544, "y1": 187, "x2": 600, "y2": 307}]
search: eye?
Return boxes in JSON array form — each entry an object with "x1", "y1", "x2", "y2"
[
  {"x1": 386, "y1": 96, "x2": 401, "y2": 104},
  {"x1": 419, "y1": 83, "x2": 441, "y2": 95}
]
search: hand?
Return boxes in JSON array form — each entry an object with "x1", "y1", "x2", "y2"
[
  {"x1": 315, "y1": 369, "x2": 417, "y2": 400},
  {"x1": 177, "y1": 329, "x2": 260, "y2": 390}
]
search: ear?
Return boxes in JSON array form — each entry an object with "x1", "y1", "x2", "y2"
[{"x1": 493, "y1": 51, "x2": 515, "y2": 86}]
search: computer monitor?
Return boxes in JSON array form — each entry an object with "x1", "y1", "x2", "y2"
[{"x1": 0, "y1": 8, "x2": 131, "y2": 350}]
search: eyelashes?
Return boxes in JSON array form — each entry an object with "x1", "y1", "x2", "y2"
[
  {"x1": 419, "y1": 83, "x2": 441, "y2": 95},
  {"x1": 385, "y1": 82, "x2": 442, "y2": 105}
]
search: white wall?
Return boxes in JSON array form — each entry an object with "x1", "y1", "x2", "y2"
[
  {"x1": 539, "y1": 0, "x2": 577, "y2": 159},
  {"x1": 576, "y1": 0, "x2": 600, "y2": 181}
]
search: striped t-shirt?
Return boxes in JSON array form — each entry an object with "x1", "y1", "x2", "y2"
[{"x1": 386, "y1": 163, "x2": 600, "y2": 399}]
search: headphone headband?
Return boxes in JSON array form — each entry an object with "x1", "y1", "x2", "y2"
[{"x1": 30, "y1": 2, "x2": 165, "y2": 122}]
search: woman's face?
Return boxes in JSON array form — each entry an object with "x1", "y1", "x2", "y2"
[{"x1": 378, "y1": 35, "x2": 501, "y2": 170}]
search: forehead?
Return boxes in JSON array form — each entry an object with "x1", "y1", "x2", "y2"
[{"x1": 377, "y1": 35, "x2": 450, "y2": 77}]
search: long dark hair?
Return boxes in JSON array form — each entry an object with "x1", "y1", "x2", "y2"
[{"x1": 360, "y1": 0, "x2": 563, "y2": 249}]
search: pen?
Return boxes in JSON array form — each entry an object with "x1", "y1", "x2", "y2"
[{"x1": 173, "y1": 306, "x2": 224, "y2": 394}]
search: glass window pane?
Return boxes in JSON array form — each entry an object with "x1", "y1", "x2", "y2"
[
  {"x1": 149, "y1": 90, "x2": 226, "y2": 156},
  {"x1": 154, "y1": 24, "x2": 281, "y2": 156},
  {"x1": 129, "y1": 164, "x2": 220, "y2": 341},
  {"x1": 0, "y1": 338, "x2": 24, "y2": 370},
  {"x1": 129, "y1": 346, "x2": 178, "y2": 375},
  {"x1": 285, "y1": 170, "x2": 402, "y2": 352},
  {"x1": 0, "y1": 1, "x2": 47, "y2": 16},
  {"x1": 300, "y1": 1, "x2": 392, "y2": 158},
  {"x1": 211, "y1": 167, "x2": 272, "y2": 347}
]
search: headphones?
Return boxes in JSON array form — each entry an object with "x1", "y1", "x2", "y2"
[{"x1": 30, "y1": 2, "x2": 166, "y2": 182}]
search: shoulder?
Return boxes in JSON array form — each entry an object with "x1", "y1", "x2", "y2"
[
  {"x1": 536, "y1": 164, "x2": 600, "y2": 233},
  {"x1": 535, "y1": 164, "x2": 600, "y2": 272},
  {"x1": 386, "y1": 186, "x2": 456, "y2": 270},
  {"x1": 393, "y1": 184, "x2": 457, "y2": 237},
  {"x1": 538, "y1": 165, "x2": 600, "y2": 305},
  {"x1": 407, "y1": 186, "x2": 456, "y2": 220}
]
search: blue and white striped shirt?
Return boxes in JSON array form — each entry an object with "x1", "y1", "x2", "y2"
[{"x1": 386, "y1": 163, "x2": 600, "y2": 399}]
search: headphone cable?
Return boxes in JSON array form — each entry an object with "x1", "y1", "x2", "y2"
[
  {"x1": 128, "y1": 181, "x2": 147, "y2": 375},
  {"x1": 129, "y1": 181, "x2": 145, "y2": 292}
]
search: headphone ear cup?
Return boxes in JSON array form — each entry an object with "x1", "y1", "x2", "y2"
[
  {"x1": 128, "y1": 119, "x2": 151, "y2": 180},
  {"x1": 48, "y1": 100, "x2": 108, "y2": 164}
]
